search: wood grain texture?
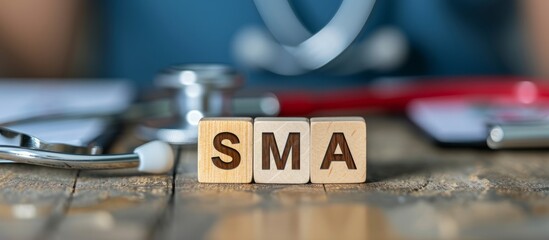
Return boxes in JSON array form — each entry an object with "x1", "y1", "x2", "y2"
[
  {"x1": 165, "y1": 148, "x2": 327, "y2": 240},
  {"x1": 0, "y1": 165, "x2": 77, "y2": 240},
  {"x1": 3, "y1": 116, "x2": 549, "y2": 239},
  {"x1": 198, "y1": 118, "x2": 253, "y2": 183},
  {"x1": 50, "y1": 137, "x2": 174, "y2": 240},
  {"x1": 310, "y1": 117, "x2": 366, "y2": 183},
  {"x1": 253, "y1": 117, "x2": 310, "y2": 184},
  {"x1": 51, "y1": 169, "x2": 172, "y2": 240}
]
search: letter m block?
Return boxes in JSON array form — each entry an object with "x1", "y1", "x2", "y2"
[{"x1": 253, "y1": 118, "x2": 310, "y2": 184}]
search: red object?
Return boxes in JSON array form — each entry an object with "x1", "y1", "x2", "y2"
[{"x1": 275, "y1": 76, "x2": 549, "y2": 116}]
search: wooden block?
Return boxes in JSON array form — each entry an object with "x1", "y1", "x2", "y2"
[
  {"x1": 198, "y1": 117, "x2": 253, "y2": 183},
  {"x1": 253, "y1": 117, "x2": 310, "y2": 184},
  {"x1": 310, "y1": 117, "x2": 366, "y2": 183}
]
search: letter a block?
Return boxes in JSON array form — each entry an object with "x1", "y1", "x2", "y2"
[
  {"x1": 253, "y1": 117, "x2": 310, "y2": 184},
  {"x1": 198, "y1": 118, "x2": 253, "y2": 183},
  {"x1": 310, "y1": 117, "x2": 366, "y2": 183}
]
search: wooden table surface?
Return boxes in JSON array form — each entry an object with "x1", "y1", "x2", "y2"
[{"x1": 1, "y1": 116, "x2": 548, "y2": 240}]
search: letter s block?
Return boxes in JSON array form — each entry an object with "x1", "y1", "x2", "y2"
[
  {"x1": 198, "y1": 118, "x2": 253, "y2": 183},
  {"x1": 253, "y1": 117, "x2": 310, "y2": 184},
  {"x1": 311, "y1": 117, "x2": 366, "y2": 183}
]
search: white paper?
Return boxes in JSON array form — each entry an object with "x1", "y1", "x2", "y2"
[{"x1": 0, "y1": 80, "x2": 134, "y2": 146}]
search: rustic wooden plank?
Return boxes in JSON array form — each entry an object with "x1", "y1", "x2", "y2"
[
  {"x1": 49, "y1": 136, "x2": 175, "y2": 240},
  {"x1": 51, "y1": 169, "x2": 172, "y2": 240},
  {"x1": 164, "y1": 146, "x2": 326, "y2": 239},
  {"x1": 168, "y1": 145, "x2": 400, "y2": 240},
  {"x1": 325, "y1": 117, "x2": 549, "y2": 197},
  {"x1": 324, "y1": 117, "x2": 432, "y2": 194},
  {"x1": 0, "y1": 164, "x2": 77, "y2": 240},
  {"x1": 322, "y1": 117, "x2": 549, "y2": 239},
  {"x1": 4, "y1": 116, "x2": 549, "y2": 239},
  {"x1": 161, "y1": 117, "x2": 549, "y2": 239},
  {"x1": 324, "y1": 117, "x2": 487, "y2": 194}
]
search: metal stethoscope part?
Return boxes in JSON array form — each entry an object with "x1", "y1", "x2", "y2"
[
  {"x1": 137, "y1": 64, "x2": 280, "y2": 145},
  {"x1": 0, "y1": 127, "x2": 174, "y2": 173},
  {"x1": 233, "y1": 0, "x2": 408, "y2": 75},
  {"x1": 0, "y1": 126, "x2": 101, "y2": 155}
]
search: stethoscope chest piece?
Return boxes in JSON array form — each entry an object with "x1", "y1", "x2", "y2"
[{"x1": 137, "y1": 64, "x2": 244, "y2": 145}]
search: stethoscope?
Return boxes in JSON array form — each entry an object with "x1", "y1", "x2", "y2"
[
  {"x1": 0, "y1": 65, "x2": 243, "y2": 173},
  {"x1": 0, "y1": 0, "x2": 409, "y2": 171},
  {"x1": 233, "y1": 0, "x2": 408, "y2": 75},
  {"x1": 136, "y1": 64, "x2": 279, "y2": 145},
  {"x1": 0, "y1": 127, "x2": 174, "y2": 174},
  {"x1": 0, "y1": 64, "x2": 252, "y2": 172}
]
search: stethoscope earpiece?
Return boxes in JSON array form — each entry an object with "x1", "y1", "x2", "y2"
[{"x1": 134, "y1": 140, "x2": 174, "y2": 174}]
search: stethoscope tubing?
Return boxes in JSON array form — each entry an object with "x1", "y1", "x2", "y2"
[{"x1": 0, "y1": 146, "x2": 139, "y2": 170}]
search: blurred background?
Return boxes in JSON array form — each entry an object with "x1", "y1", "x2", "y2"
[
  {"x1": 2, "y1": 2, "x2": 549, "y2": 239},
  {"x1": 1, "y1": 0, "x2": 548, "y2": 88}
]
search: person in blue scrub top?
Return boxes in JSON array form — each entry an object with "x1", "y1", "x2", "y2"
[
  {"x1": 0, "y1": 0, "x2": 545, "y2": 88},
  {"x1": 95, "y1": 0, "x2": 530, "y2": 89}
]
